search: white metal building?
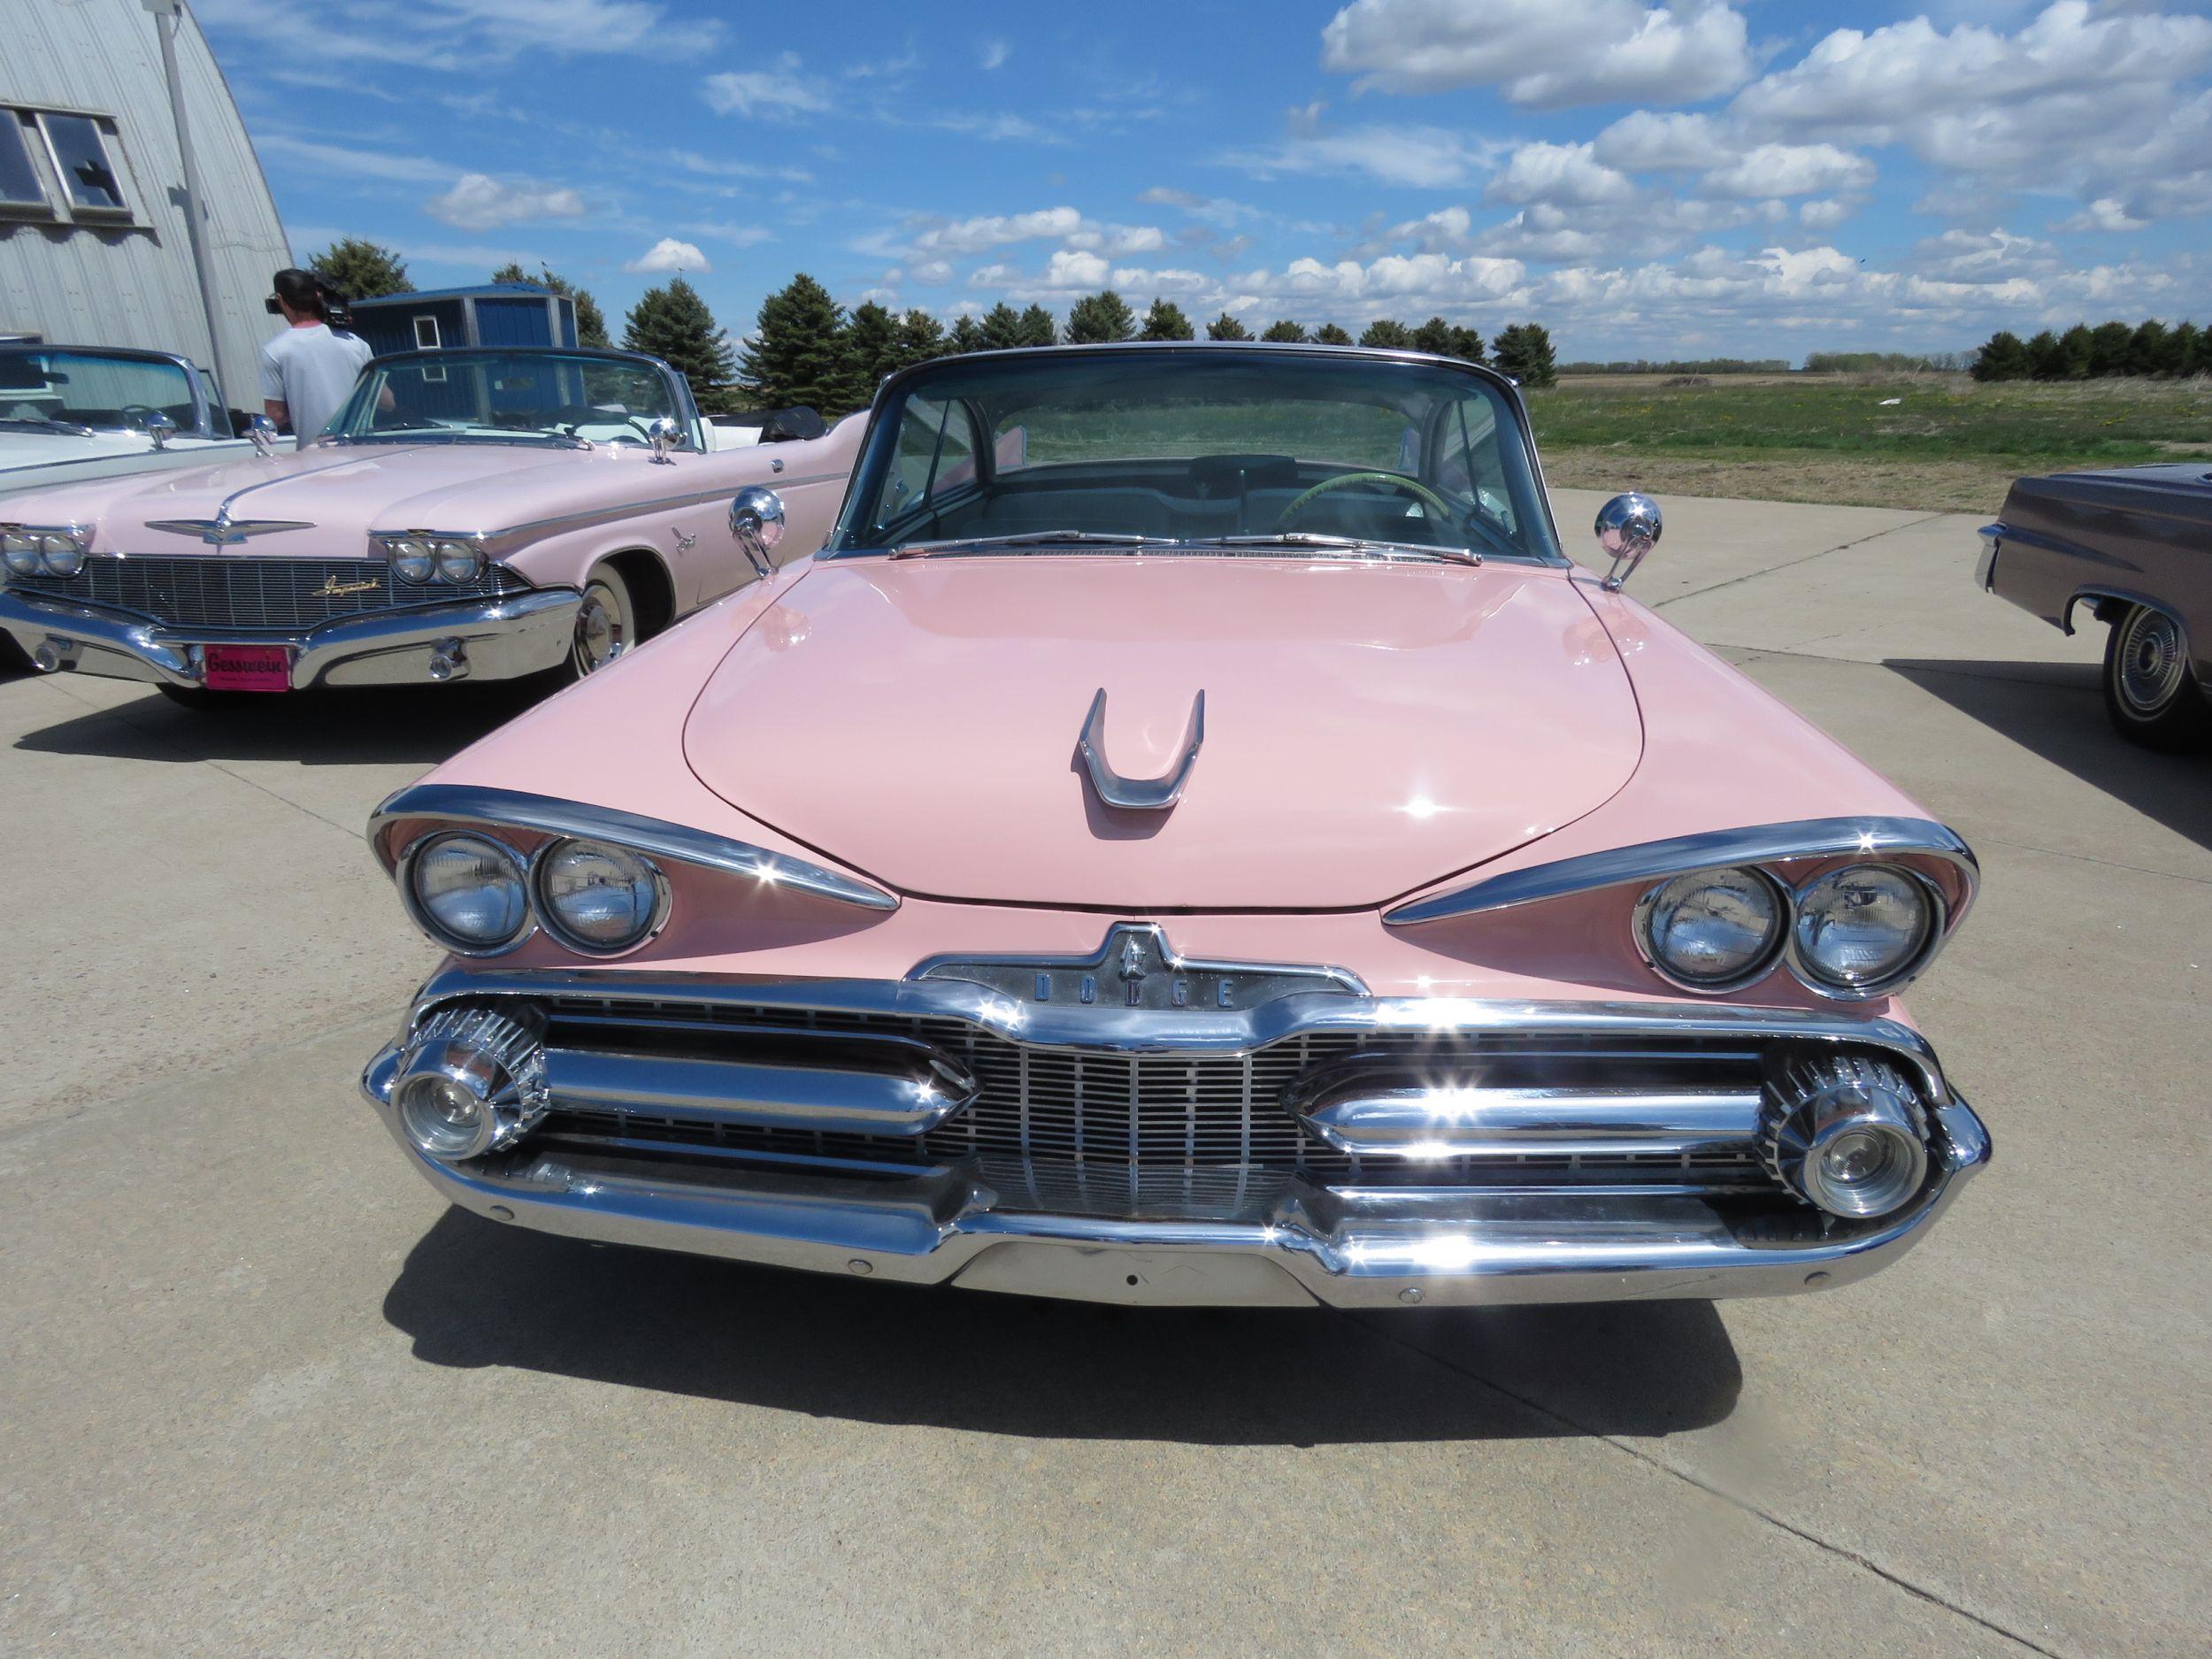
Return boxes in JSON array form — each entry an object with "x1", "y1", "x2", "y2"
[{"x1": 0, "y1": 0, "x2": 288, "y2": 417}]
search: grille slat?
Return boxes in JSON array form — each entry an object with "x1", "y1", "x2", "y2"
[{"x1": 12, "y1": 553, "x2": 529, "y2": 631}]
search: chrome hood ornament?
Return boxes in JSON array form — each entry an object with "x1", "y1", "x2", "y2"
[
  {"x1": 915, "y1": 923, "x2": 1364, "y2": 1011},
  {"x1": 146, "y1": 511, "x2": 314, "y2": 547},
  {"x1": 1077, "y1": 687, "x2": 1205, "y2": 810}
]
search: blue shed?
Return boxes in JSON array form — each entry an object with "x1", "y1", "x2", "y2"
[{"x1": 347, "y1": 283, "x2": 578, "y2": 357}]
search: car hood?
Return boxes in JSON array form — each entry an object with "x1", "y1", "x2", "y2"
[
  {"x1": 5, "y1": 440, "x2": 674, "y2": 555},
  {"x1": 681, "y1": 557, "x2": 1643, "y2": 910}
]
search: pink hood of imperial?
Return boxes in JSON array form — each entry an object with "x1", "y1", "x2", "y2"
[{"x1": 680, "y1": 556, "x2": 1643, "y2": 910}]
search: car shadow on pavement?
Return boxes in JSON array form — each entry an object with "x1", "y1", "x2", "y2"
[
  {"x1": 383, "y1": 1209, "x2": 1742, "y2": 1443},
  {"x1": 9, "y1": 680, "x2": 549, "y2": 766},
  {"x1": 1886, "y1": 657, "x2": 2212, "y2": 853}
]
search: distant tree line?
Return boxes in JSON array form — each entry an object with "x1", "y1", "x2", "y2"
[
  {"x1": 1971, "y1": 319, "x2": 2209, "y2": 381},
  {"x1": 1560, "y1": 357, "x2": 1789, "y2": 375},
  {"x1": 1804, "y1": 350, "x2": 1970, "y2": 373}
]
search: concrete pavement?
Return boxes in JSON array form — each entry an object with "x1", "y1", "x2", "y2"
[{"x1": 2, "y1": 495, "x2": 2207, "y2": 1657}]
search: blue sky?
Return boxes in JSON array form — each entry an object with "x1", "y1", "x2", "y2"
[{"x1": 198, "y1": 0, "x2": 2212, "y2": 363}]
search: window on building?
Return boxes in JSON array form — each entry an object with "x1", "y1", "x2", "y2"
[
  {"x1": 37, "y1": 112, "x2": 128, "y2": 216},
  {"x1": 0, "y1": 116, "x2": 50, "y2": 211},
  {"x1": 412, "y1": 315, "x2": 442, "y2": 349}
]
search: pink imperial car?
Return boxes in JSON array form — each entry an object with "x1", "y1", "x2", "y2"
[
  {"x1": 0, "y1": 346, "x2": 861, "y2": 696},
  {"x1": 358, "y1": 342, "x2": 1990, "y2": 1310}
]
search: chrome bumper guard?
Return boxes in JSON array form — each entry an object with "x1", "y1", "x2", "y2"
[
  {"x1": 359, "y1": 973, "x2": 1992, "y2": 1309},
  {"x1": 0, "y1": 584, "x2": 580, "y2": 689}
]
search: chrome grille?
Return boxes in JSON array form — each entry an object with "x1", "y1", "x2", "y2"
[
  {"x1": 7, "y1": 553, "x2": 530, "y2": 631},
  {"x1": 528, "y1": 995, "x2": 1779, "y2": 1207}
]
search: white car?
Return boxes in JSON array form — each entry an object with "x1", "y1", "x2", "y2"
[{"x1": 0, "y1": 344, "x2": 289, "y2": 497}]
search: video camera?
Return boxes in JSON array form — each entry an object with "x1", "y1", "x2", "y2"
[{"x1": 265, "y1": 273, "x2": 353, "y2": 329}]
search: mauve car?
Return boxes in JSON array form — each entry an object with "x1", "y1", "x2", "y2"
[
  {"x1": 1978, "y1": 464, "x2": 2212, "y2": 749},
  {"x1": 358, "y1": 342, "x2": 1990, "y2": 1310},
  {"x1": 0, "y1": 343, "x2": 289, "y2": 498},
  {"x1": 0, "y1": 345, "x2": 860, "y2": 698}
]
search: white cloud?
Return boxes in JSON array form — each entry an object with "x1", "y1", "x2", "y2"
[
  {"x1": 979, "y1": 37, "x2": 1011, "y2": 70},
  {"x1": 197, "y1": 0, "x2": 721, "y2": 71},
  {"x1": 702, "y1": 55, "x2": 832, "y2": 118},
  {"x1": 255, "y1": 133, "x2": 452, "y2": 183},
  {"x1": 1701, "y1": 142, "x2": 1874, "y2": 200},
  {"x1": 424, "y1": 173, "x2": 586, "y2": 229},
  {"x1": 1320, "y1": 0, "x2": 1755, "y2": 108},
  {"x1": 909, "y1": 207, "x2": 1085, "y2": 257},
  {"x1": 1064, "y1": 223, "x2": 1168, "y2": 257},
  {"x1": 625, "y1": 237, "x2": 710, "y2": 273},
  {"x1": 1486, "y1": 142, "x2": 1637, "y2": 207},
  {"x1": 1137, "y1": 188, "x2": 1262, "y2": 227},
  {"x1": 2055, "y1": 197, "x2": 2148, "y2": 234},
  {"x1": 1041, "y1": 249, "x2": 1111, "y2": 288},
  {"x1": 1591, "y1": 110, "x2": 1730, "y2": 173},
  {"x1": 1223, "y1": 106, "x2": 1497, "y2": 187},
  {"x1": 1798, "y1": 198, "x2": 1850, "y2": 230}
]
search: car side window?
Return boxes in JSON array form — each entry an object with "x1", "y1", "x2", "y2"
[
  {"x1": 870, "y1": 396, "x2": 979, "y2": 535},
  {"x1": 1435, "y1": 396, "x2": 1517, "y2": 534}
]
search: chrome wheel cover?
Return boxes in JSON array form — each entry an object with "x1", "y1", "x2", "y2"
[
  {"x1": 2116, "y1": 607, "x2": 2186, "y2": 715},
  {"x1": 572, "y1": 580, "x2": 630, "y2": 674}
]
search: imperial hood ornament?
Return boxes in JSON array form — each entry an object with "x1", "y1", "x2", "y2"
[
  {"x1": 915, "y1": 923, "x2": 1364, "y2": 1011},
  {"x1": 146, "y1": 513, "x2": 314, "y2": 546}
]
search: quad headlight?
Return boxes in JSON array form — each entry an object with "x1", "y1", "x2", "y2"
[
  {"x1": 1637, "y1": 866, "x2": 1786, "y2": 990},
  {"x1": 1790, "y1": 864, "x2": 1938, "y2": 997},
  {"x1": 534, "y1": 838, "x2": 664, "y2": 954},
  {"x1": 380, "y1": 534, "x2": 485, "y2": 584},
  {"x1": 402, "y1": 832, "x2": 532, "y2": 953},
  {"x1": 3, "y1": 526, "x2": 88, "y2": 577}
]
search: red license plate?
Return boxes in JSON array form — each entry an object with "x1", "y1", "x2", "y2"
[{"x1": 202, "y1": 644, "x2": 293, "y2": 693}]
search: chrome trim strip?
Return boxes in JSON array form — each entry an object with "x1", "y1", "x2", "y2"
[
  {"x1": 368, "y1": 784, "x2": 900, "y2": 913},
  {"x1": 543, "y1": 1045, "x2": 975, "y2": 1139},
  {"x1": 1077, "y1": 687, "x2": 1204, "y2": 810},
  {"x1": 1975, "y1": 524, "x2": 2003, "y2": 591},
  {"x1": 1384, "y1": 816, "x2": 1978, "y2": 928},
  {"x1": 442, "y1": 471, "x2": 850, "y2": 556},
  {"x1": 396, "y1": 964, "x2": 1952, "y2": 1097},
  {"x1": 1287, "y1": 1076, "x2": 1764, "y2": 1159}
]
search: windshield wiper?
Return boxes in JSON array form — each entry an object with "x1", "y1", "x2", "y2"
[
  {"x1": 0, "y1": 416, "x2": 97, "y2": 437},
  {"x1": 1194, "y1": 532, "x2": 1482, "y2": 566},
  {"x1": 891, "y1": 529, "x2": 1162, "y2": 558}
]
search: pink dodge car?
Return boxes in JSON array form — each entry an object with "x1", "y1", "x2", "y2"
[
  {"x1": 360, "y1": 342, "x2": 1990, "y2": 1310},
  {"x1": 0, "y1": 346, "x2": 858, "y2": 696}
]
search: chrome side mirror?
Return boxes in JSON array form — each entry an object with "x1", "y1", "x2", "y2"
[
  {"x1": 730, "y1": 486, "x2": 787, "y2": 577},
  {"x1": 143, "y1": 411, "x2": 176, "y2": 450},
  {"x1": 648, "y1": 416, "x2": 683, "y2": 465},
  {"x1": 247, "y1": 414, "x2": 278, "y2": 457},
  {"x1": 1594, "y1": 492, "x2": 1662, "y2": 591}
]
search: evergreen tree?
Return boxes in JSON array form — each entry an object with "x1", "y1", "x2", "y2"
[
  {"x1": 896, "y1": 308, "x2": 947, "y2": 368},
  {"x1": 2170, "y1": 321, "x2": 2202, "y2": 378},
  {"x1": 1141, "y1": 297, "x2": 1194, "y2": 341},
  {"x1": 1359, "y1": 319, "x2": 1411, "y2": 349},
  {"x1": 1409, "y1": 316, "x2": 1455, "y2": 356},
  {"x1": 1260, "y1": 319, "x2": 1308, "y2": 342},
  {"x1": 1491, "y1": 323, "x2": 1556, "y2": 387},
  {"x1": 491, "y1": 262, "x2": 608, "y2": 347},
  {"x1": 2055, "y1": 323, "x2": 2095, "y2": 380},
  {"x1": 1206, "y1": 312, "x2": 1252, "y2": 341},
  {"x1": 980, "y1": 302, "x2": 1026, "y2": 350},
  {"x1": 309, "y1": 238, "x2": 409, "y2": 299},
  {"x1": 1312, "y1": 323, "x2": 1354, "y2": 345},
  {"x1": 627, "y1": 275, "x2": 740, "y2": 411},
  {"x1": 1971, "y1": 330, "x2": 2029, "y2": 381},
  {"x1": 2130, "y1": 319, "x2": 2174, "y2": 377},
  {"x1": 1065, "y1": 289, "x2": 1137, "y2": 343},
  {"x1": 1016, "y1": 303, "x2": 1057, "y2": 346},
  {"x1": 2087, "y1": 319, "x2": 2135, "y2": 378},
  {"x1": 1446, "y1": 325, "x2": 1486, "y2": 363},
  {"x1": 949, "y1": 314, "x2": 986, "y2": 354},
  {"x1": 733, "y1": 273, "x2": 845, "y2": 413},
  {"x1": 844, "y1": 301, "x2": 901, "y2": 401},
  {"x1": 2024, "y1": 329, "x2": 2066, "y2": 380}
]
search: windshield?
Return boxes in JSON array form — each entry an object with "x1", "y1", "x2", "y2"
[
  {"x1": 0, "y1": 349, "x2": 197, "y2": 436},
  {"x1": 831, "y1": 347, "x2": 1560, "y2": 564},
  {"x1": 328, "y1": 349, "x2": 687, "y2": 446}
]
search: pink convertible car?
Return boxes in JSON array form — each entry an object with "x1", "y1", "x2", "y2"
[
  {"x1": 0, "y1": 345, "x2": 857, "y2": 696},
  {"x1": 359, "y1": 342, "x2": 1990, "y2": 1309}
]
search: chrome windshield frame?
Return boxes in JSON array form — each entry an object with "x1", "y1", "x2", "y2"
[
  {"x1": 0, "y1": 342, "x2": 221, "y2": 441},
  {"x1": 327, "y1": 345, "x2": 706, "y2": 451}
]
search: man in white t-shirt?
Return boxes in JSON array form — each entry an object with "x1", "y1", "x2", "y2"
[{"x1": 258, "y1": 268, "x2": 372, "y2": 442}]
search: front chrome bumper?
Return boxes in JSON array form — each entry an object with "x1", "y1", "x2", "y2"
[
  {"x1": 358, "y1": 978, "x2": 1993, "y2": 1309},
  {"x1": 0, "y1": 584, "x2": 580, "y2": 689}
]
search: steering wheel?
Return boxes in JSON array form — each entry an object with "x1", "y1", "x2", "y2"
[
  {"x1": 1277, "y1": 470, "x2": 1459, "y2": 528},
  {"x1": 119, "y1": 403, "x2": 168, "y2": 431}
]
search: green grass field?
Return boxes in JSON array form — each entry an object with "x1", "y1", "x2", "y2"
[{"x1": 1525, "y1": 373, "x2": 2212, "y2": 512}]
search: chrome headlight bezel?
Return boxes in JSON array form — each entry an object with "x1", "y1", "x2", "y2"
[
  {"x1": 1633, "y1": 865, "x2": 1790, "y2": 993},
  {"x1": 530, "y1": 837, "x2": 669, "y2": 956},
  {"x1": 1786, "y1": 862, "x2": 1945, "y2": 1001},
  {"x1": 432, "y1": 538, "x2": 485, "y2": 584},
  {"x1": 380, "y1": 534, "x2": 436, "y2": 584},
  {"x1": 4, "y1": 525, "x2": 88, "y2": 577},
  {"x1": 396, "y1": 830, "x2": 534, "y2": 956}
]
